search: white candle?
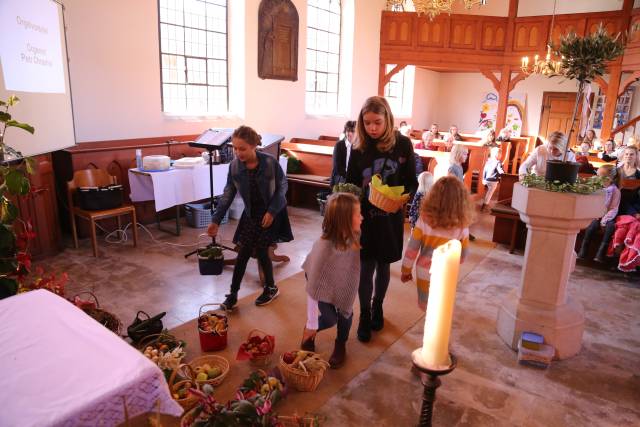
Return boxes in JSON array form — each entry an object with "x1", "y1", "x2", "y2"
[{"x1": 420, "y1": 240, "x2": 461, "y2": 368}]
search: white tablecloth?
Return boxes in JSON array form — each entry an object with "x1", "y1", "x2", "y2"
[
  {"x1": 128, "y1": 163, "x2": 230, "y2": 212},
  {"x1": 0, "y1": 290, "x2": 183, "y2": 427}
]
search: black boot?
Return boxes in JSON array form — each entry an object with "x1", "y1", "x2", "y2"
[
  {"x1": 371, "y1": 299, "x2": 384, "y2": 331},
  {"x1": 594, "y1": 245, "x2": 607, "y2": 263},
  {"x1": 357, "y1": 314, "x2": 371, "y2": 342},
  {"x1": 300, "y1": 336, "x2": 316, "y2": 352},
  {"x1": 221, "y1": 292, "x2": 238, "y2": 311},
  {"x1": 329, "y1": 340, "x2": 346, "y2": 368}
]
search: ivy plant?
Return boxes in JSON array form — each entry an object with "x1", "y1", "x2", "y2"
[{"x1": 521, "y1": 173, "x2": 605, "y2": 194}]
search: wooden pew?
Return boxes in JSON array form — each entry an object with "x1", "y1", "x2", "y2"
[
  {"x1": 281, "y1": 140, "x2": 334, "y2": 207},
  {"x1": 318, "y1": 135, "x2": 339, "y2": 141},
  {"x1": 489, "y1": 174, "x2": 526, "y2": 253}
]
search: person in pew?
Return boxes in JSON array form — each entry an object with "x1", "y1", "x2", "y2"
[
  {"x1": 577, "y1": 165, "x2": 620, "y2": 262},
  {"x1": 481, "y1": 128, "x2": 498, "y2": 147},
  {"x1": 447, "y1": 144, "x2": 468, "y2": 181},
  {"x1": 346, "y1": 96, "x2": 418, "y2": 343},
  {"x1": 300, "y1": 192, "x2": 362, "y2": 368},
  {"x1": 481, "y1": 146, "x2": 505, "y2": 212},
  {"x1": 409, "y1": 171, "x2": 434, "y2": 229},
  {"x1": 419, "y1": 130, "x2": 437, "y2": 150},
  {"x1": 497, "y1": 127, "x2": 512, "y2": 144},
  {"x1": 399, "y1": 121, "x2": 411, "y2": 137},
  {"x1": 429, "y1": 123, "x2": 442, "y2": 140},
  {"x1": 208, "y1": 125, "x2": 293, "y2": 310},
  {"x1": 613, "y1": 145, "x2": 640, "y2": 217},
  {"x1": 330, "y1": 120, "x2": 356, "y2": 188},
  {"x1": 599, "y1": 138, "x2": 617, "y2": 161},
  {"x1": 518, "y1": 131, "x2": 577, "y2": 178},
  {"x1": 578, "y1": 129, "x2": 597, "y2": 149},
  {"x1": 400, "y1": 176, "x2": 471, "y2": 310},
  {"x1": 576, "y1": 141, "x2": 597, "y2": 175}
]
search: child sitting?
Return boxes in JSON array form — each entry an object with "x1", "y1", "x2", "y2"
[
  {"x1": 401, "y1": 176, "x2": 472, "y2": 309},
  {"x1": 409, "y1": 171, "x2": 434, "y2": 228},
  {"x1": 300, "y1": 192, "x2": 362, "y2": 368},
  {"x1": 577, "y1": 164, "x2": 620, "y2": 262},
  {"x1": 481, "y1": 146, "x2": 504, "y2": 211}
]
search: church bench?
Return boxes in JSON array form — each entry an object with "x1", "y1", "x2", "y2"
[
  {"x1": 489, "y1": 174, "x2": 526, "y2": 253},
  {"x1": 282, "y1": 140, "x2": 334, "y2": 207}
]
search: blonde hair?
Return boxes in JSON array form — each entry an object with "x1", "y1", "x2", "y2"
[
  {"x1": 598, "y1": 163, "x2": 615, "y2": 178},
  {"x1": 417, "y1": 171, "x2": 434, "y2": 194},
  {"x1": 322, "y1": 193, "x2": 361, "y2": 250},
  {"x1": 421, "y1": 176, "x2": 473, "y2": 229},
  {"x1": 547, "y1": 131, "x2": 567, "y2": 150},
  {"x1": 355, "y1": 96, "x2": 396, "y2": 152},
  {"x1": 449, "y1": 144, "x2": 468, "y2": 165},
  {"x1": 622, "y1": 145, "x2": 639, "y2": 168}
]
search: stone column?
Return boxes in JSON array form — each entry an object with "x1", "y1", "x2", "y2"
[{"x1": 496, "y1": 183, "x2": 605, "y2": 359}]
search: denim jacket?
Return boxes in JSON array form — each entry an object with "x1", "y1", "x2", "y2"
[{"x1": 212, "y1": 151, "x2": 288, "y2": 225}]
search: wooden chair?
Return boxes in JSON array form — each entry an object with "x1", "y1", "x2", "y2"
[{"x1": 67, "y1": 169, "x2": 138, "y2": 257}]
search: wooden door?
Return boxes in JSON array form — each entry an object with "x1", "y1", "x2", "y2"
[{"x1": 539, "y1": 92, "x2": 581, "y2": 146}]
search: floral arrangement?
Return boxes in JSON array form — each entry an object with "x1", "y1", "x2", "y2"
[
  {"x1": 521, "y1": 173, "x2": 605, "y2": 194},
  {"x1": 332, "y1": 183, "x2": 362, "y2": 198}
]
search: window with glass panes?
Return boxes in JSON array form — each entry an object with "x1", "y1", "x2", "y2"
[
  {"x1": 306, "y1": 0, "x2": 341, "y2": 114},
  {"x1": 159, "y1": 0, "x2": 227, "y2": 114},
  {"x1": 384, "y1": 65, "x2": 406, "y2": 115}
]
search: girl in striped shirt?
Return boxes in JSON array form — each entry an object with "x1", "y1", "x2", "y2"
[{"x1": 401, "y1": 176, "x2": 473, "y2": 309}]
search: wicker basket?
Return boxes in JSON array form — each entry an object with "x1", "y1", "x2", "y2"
[
  {"x1": 368, "y1": 180, "x2": 410, "y2": 213},
  {"x1": 278, "y1": 353, "x2": 326, "y2": 392},
  {"x1": 168, "y1": 364, "x2": 200, "y2": 409},
  {"x1": 72, "y1": 291, "x2": 123, "y2": 335},
  {"x1": 246, "y1": 329, "x2": 275, "y2": 367},
  {"x1": 189, "y1": 354, "x2": 230, "y2": 387}
]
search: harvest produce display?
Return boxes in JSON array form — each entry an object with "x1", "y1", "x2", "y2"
[
  {"x1": 237, "y1": 330, "x2": 275, "y2": 363},
  {"x1": 194, "y1": 363, "x2": 223, "y2": 382},
  {"x1": 198, "y1": 312, "x2": 228, "y2": 335},
  {"x1": 142, "y1": 344, "x2": 185, "y2": 372},
  {"x1": 281, "y1": 350, "x2": 329, "y2": 374}
]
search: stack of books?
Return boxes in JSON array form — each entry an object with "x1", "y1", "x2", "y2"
[{"x1": 517, "y1": 332, "x2": 554, "y2": 369}]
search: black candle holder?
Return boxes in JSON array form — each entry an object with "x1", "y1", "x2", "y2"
[{"x1": 411, "y1": 350, "x2": 457, "y2": 427}]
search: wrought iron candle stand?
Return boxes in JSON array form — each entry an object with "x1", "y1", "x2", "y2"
[{"x1": 411, "y1": 350, "x2": 457, "y2": 427}]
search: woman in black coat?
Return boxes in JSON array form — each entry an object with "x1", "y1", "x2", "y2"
[{"x1": 330, "y1": 120, "x2": 356, "y2": 188}]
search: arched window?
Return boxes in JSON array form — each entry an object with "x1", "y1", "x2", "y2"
[
  {"x1": 158, "y1": 0, "x2": 228, "y2": 114},
  {"x1": 306, "y1": 0, "x2": 341, "y2": 114}
]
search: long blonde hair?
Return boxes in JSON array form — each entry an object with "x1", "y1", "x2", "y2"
[
  {"x1": 421, "y1": 176, "x2": 473, "y2": 229},
  {"x1": 449, "y1": 144, "x2": 468, "y2": 165},
  {"x1": 322, "y1": 193, "x2": 361, "y2": 250},
  {"x1": 355, "y1": 96, "x2": 396, "y2": 152}
]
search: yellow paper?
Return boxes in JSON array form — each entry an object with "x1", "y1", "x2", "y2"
[{"x1": 371, "y1": 175, "x2": 406, "y2": 199}]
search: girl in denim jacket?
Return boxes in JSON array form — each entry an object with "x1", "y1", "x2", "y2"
[{"x1": 208, "y1": 126, "x2": 293, "y2": 310}]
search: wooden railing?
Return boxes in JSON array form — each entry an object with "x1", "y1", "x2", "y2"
[{"x1": 610, "y1": 114, "x2": 640, "y2": 139}]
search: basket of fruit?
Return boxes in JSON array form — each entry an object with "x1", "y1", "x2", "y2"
[
  {"x1": 71, "y1": 291, "x2": 122, "y2": 335},
  {"x1": 140, "y1": 332, "x2": 187, "y2": 380},
  {"x1": 237, "y1": 329, "x2": 276, "y2": 367},
  {"x1": 189, "y1": 355, "x2": 230, "y2": 387},
  {"x1": 278, "y1": 350, "x2": 330, "y2": 392},
  {"x1": 237, "y1": 369, "x2": 285, "y2": 405},
  {"x1": 198, "y1": 304, "x2": 228, "y2": 352},
  {"x1": 168, "y1": 364, "x2": 200, "y2": 409}
]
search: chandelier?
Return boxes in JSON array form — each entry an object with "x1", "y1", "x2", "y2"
[
  {"x1": 520, "y1": 0, "x2": 564, "y2": 77},
  {"x1": 387, "y1": 0, "x2": 487, "y2": 20}
]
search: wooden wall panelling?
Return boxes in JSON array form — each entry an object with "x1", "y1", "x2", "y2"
[
  {"x1": 481, "y1": 18, "x2": 507, "y2": 51},
  {"x1": 381, "y1": 12, "x2": 413, "y2": 46},
  {"x1": 622, "y1": 9, "x2": 640, "y2": 69},
  {"x1": 449, "y1": 16, "x2": 478, "y2": 49},
  {"x1": 513, "y1": 19, "x2": 546, "y2": 52},
  {"x1": 551, "y1": 17, "x2": 587, "y2": 46},
  {"x1": 586, "y1": 16, "x2": 621, "y2": 35},
  {"x1": 416, "y1": 15, "x2": 446, "y2": 48}
]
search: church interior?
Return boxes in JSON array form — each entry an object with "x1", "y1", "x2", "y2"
[{"x1": 0, "y1": 1, "x2": 638, "y2": 426}]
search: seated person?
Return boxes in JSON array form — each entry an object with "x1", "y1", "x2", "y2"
[
  {"x1": 518, "y1": 131, "x2": 577, "y2": 178},
  {"x1": 418, "y1": 130, "x2": 437, "y2": 150},
  {"x1": 481, "y1": 128, "x2": 498, "y2": 147},
  {"x1": 399, "y1": 121, "x2": 411, "y2": 137},
  {"x1": 497, "y1": 127, "x2": 511, "y2": 143},
  {"x1": 575, "y1": 142, "x2": 596, "y2": 175},
  {"x1": 330, "y1": 120, "x2": 356, "y2": 188},
  {"x1": 614, "y1": 145, "x2": 640, "y2": 216},
  {"x1": 578, "y1": 129, "x2": 596, "y2": 150},
  {"x1": 577, "y1": 165, "x2": 620, "y2": 262},
  {"x1": 598, "y1": 138, "x2": 617, "y2": 161},
  {"x1": 429, "y1": 123, "x2": 442, "y2": 140},
  {"x1": 445, "y1": 125, "x2": 463, "y2": 151}
]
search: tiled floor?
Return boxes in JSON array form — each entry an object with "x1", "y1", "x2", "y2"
[{"x1": 34, "y1": 205, "x2": 640, "y2": 426}]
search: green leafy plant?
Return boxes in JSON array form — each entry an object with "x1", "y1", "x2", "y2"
[
  {"x1": 552, "y1": 25, "x2": 625, "y2": 162},
  {"x1": 521, "y1": 173, "x2": 605, "y2": 194},
  {"x1": 332, "y1": 182, "x2": 362, "y2": 198},
  {"x1": 0, "y1": 96, "x2": 37, "y2": 299},
  {"x1": 198, "y1": 245, "x2": 224, "y2": 260}
]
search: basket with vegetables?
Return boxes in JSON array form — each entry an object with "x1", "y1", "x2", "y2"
[
  {"x1": 197, "y1": 245, "x2": 225, "y2": 275},
  {"x1": 139, "y1": 332, "x2": 187, "y2": 380},
  {"x1": 237, "y1": 329, "x2": 276, "y2": 367},
  {"x1": 189, "y1": 354, "x2": 230, "y2": 387},
  {"x1": 278, "y1": 351, "x2": 329, "y2": 392},
  {"x1": 198, "y1": 303, "x2": 228, "y2": 351},
  {"x1": 238, "y1": 369, "x2": 286, "y2": 406},
  {"x1": 168, "y1": 364, "x2": 200, "y2": 409}
]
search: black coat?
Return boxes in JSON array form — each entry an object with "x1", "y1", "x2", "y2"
[
  {"x1": 330, "y1": 139, "x2": 349, "y2": 188},
  {"x1": 347, "y1": 132, "x2": 418, "y2": 263}
]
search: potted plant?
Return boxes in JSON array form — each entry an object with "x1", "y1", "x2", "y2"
[
  {"x1": 197, "y1": 244, "x2": 225, "y2": 275},
  {"x1": 0, "y1": 96, "x2": 36, "y2": 299},
  {"x1": 547, "y1": 25, "x2": 625, "y2": 184}
]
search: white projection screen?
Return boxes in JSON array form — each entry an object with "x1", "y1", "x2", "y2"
[{"x1": 0, "y1": 0, "x2": 75, "y2": 157}]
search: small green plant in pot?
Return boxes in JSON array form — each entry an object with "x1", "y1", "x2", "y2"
[
  {"x1": 546, "y1": 25, "x2": 625, "y2": 184},
  {"x1": 197, "y1": 245, "x2": 225, "y2": 275}
]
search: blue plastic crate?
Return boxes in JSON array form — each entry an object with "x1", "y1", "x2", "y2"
[{"x1": 185, "y1": 199, "x2": 228, "y2": 228}]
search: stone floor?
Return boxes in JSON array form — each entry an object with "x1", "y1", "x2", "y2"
[{"x1": 35, "y1": 206, "x2": 640, "y2": 426}]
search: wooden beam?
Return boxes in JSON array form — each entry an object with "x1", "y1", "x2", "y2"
[
  {"x1": 496, "y1": 65, "x2": 511, "y2": 131},
  {"x1": 504, "y1": 0, "x2": 519, "y2": 54},
  {"x1": 509, "y1": 72, "x2": 527, "y2": 92},
  {"x1": 378, "y1": 63, "x2": 406, "y2": 96},
  {"x1": 618, "y1": 70, "x2": 640, "y2": 97},
  {"x1": 481, "y1": 69, "x2": 500, "y2": 91},
  {"x1": 601, "y1": 65, "x2": 622, "y2": 140},
  {"x1": 594, "y1": 76, "x2": 608, "y2": 92}
]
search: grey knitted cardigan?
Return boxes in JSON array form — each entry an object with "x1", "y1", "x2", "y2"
[{"x1": 302, "y1": 238, "x2": 360, "y2": 316}]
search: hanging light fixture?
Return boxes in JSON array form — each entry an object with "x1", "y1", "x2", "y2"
[
  {"x1": 387, "y1": 0, "x2": 487, "y2": 20},
  {"x1": 520, "y1": 0, "x2": 564, "y2": 77}
]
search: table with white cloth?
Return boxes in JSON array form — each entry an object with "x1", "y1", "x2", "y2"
[
  {"x1": 0, "y1": 290, "x2": 183, "y2": 427},
  {"x1": 128, "y1": 163, "x2": 229, "y2": 235}
]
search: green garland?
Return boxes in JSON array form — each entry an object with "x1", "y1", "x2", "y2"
[{"x1": 521, "y1": 173, "x2": 605, "y2": 194}]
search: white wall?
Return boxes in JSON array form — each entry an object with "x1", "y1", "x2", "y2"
[
  {"x1": 451, "y1": 0, "x2": 509, "y2": 16},
  {"x1": 518, "y1": 0, "x2": 625, "y2": 16},
  {"x1": 63, "y1": 0, "x2": 386, "y2": 143},
  {"x1": 410, "y1": 68, "x2": 441, "y2": 130},
  {"x1": 412, "y1": 72, "x2": 599, "y2": 137}
]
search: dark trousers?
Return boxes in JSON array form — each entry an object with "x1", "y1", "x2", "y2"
[
  {"x1": 580, "y1": 218, "x2": 615, "y2": 256},
  {"x1": 317, "y1": 301, "x2": 353, "y2": 342},
  {"x1": 230, "y1": 245, "x2": 273, "y2": 293},
  {"x1": 358, "y1": 258, "x2": 391, "y2": 316}
]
